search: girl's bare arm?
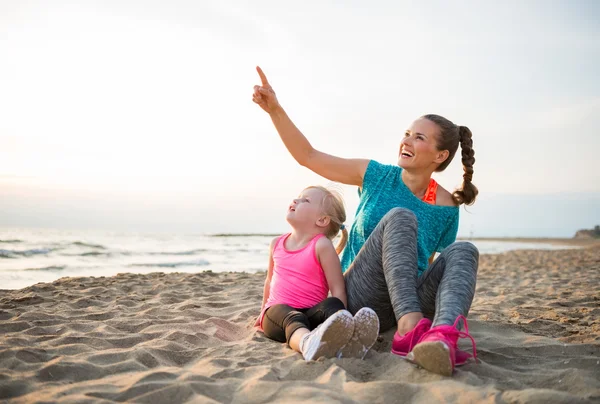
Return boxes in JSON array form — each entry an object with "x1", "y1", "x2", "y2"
[{"x1": 316, "y1": 237, "x2": 347, "y2": 308}]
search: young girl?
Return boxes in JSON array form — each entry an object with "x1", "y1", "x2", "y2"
[{"x1": 255, "y1": 185, "x2": 380, "y2": 361}]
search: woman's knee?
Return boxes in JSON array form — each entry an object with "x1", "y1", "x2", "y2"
[
  {"x1": 443, "y1": 242, "x2": 479, "y2": 270},
  {"x1": 447, "y1": 241, "x2": 479, "y2": 256},
  {"x1": 383, "y1": 207, "x2": 417, "y2": 225}
]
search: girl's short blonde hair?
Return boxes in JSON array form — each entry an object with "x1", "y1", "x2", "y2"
[{"x1": 304, "y1": 185, "x2": 348, "y2": 255}]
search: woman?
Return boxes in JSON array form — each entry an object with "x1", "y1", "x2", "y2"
[{"x1": 252, "y1": 66, "x2": 479, "y2": 376}]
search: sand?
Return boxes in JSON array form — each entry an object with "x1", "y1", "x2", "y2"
[{"x1": 1, "y1": 245, "x2": 599, "y2": 403}]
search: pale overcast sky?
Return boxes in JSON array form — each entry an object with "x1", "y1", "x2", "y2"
[{"x1": 1, "y1": 0, "x2": 599, "y2": 237}]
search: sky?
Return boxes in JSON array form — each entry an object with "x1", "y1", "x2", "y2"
[{"x1": 1, "y1": 0, "x2": 599, "y2": 237}]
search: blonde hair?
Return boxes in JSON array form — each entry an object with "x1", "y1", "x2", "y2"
[{"x1": 304, "y1": 185, "x2": 348, "y2": 255}]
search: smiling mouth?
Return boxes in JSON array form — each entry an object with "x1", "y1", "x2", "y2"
[{"x1": 401, "y1": 150, "x2": 414, "y2": 158}]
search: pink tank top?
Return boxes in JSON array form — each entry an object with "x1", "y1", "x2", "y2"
[{"x1": 258, "y1": 233, "x2": 329, "y2": 329}]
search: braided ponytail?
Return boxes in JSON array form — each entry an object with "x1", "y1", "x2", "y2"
[
  {"x1": 421, "y1": 114, "x2": 479, "y2": 206},
  {"x1": 452, "y1": 126, "x2": 478, "y2": 205}
]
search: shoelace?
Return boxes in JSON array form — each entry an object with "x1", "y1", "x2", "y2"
[
  {"x1": 407, "y1": 322, "x2": 425, "y2": 352},
  {"x1": 452, "y1": 315, "x2": 478, "y2": 363}
]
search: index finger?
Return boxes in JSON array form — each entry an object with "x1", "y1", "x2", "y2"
[{"x1": 256, "y1": 66, "x2": 271, "y2": 87}]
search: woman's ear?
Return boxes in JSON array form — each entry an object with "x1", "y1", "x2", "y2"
[
  {"x1": 316, "y1": 216, "x2": 331, "y2": 228},
  {"x1": 435, "y1": 149, "x2": 450, "y2": 165}
]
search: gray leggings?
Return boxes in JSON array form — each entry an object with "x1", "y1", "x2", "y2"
[{"x1": 344, "y1": 208, "x2": 479, "y2": 332}]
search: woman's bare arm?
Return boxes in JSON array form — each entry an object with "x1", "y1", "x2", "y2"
[{"x1": 253, "y1": 66, "x2": 369, "y2": 187}]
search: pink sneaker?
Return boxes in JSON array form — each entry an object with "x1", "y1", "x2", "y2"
[
  {"x1": 391, "y1": 318, "x2": 432, "y2": 357},
  {"x1": 407, "y1": 315, "x2": 477, "y2": 376}
]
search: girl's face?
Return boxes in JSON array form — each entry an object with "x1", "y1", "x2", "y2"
[
  {"x1": 398, "y1": 118, "x2": 448, "y2": 170},
  {"x1": 286, "y1": 188, "x2": 327, "y2": 228}
]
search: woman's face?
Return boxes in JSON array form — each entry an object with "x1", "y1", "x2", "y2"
[{"x1": 398, "y1": 118, "x2": 447, "y2": 170}]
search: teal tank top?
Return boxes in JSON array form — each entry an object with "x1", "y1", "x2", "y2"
[{"x1": 340, "y1": 160, "x2": 459, "y2": 275}]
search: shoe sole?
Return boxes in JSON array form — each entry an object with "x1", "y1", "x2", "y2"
[
  {"x1": 408, "y1": 341, "x2": 453, "y2": 376},
  {"x1": 338, "y1": 307, "x2": 380, "y2": 359},
  {"x1": 303, "y1": 310, "x2": 354, "y2": 361}
]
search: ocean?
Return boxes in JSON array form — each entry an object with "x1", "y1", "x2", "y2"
[{"x1": 0, "y1": 228, "x2": 579, "y2": 290}]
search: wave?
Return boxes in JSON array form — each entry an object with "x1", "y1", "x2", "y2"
[
  {"x1": 71, "y1": 241, "x2": 106, "y2": 249},
  {"x1": 62, "y1": 249, "x2": 208, "y2": 258},
  {"x1": 0, "y1": 248, "x2": 54, "y2": 259},
  {"x1": 80, "y1": 251, "x2": 111, "y2": 257},
  {"x1": 58, "y1": 249, "x2": 208, "y2": 258},
  {"x1": 23, "y1": 265, "x2": 67, "y2": 271},
  {"x1": 62, "y1": 248, "x2": 252, "y2": 258},
  {"x1": 148, "y1": 249, "x2": 208, "y2": 256},
  {"x1": 128, "y1": 259, "x2": 210, "y2": 268},
  {"x1": 0, "y1": 239, "x2": 23, "y2": 243}
]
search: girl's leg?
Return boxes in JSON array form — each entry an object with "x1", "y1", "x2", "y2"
[
  {"x1": 263, "y1": 300, "x2": 354, "y2": 361},
  {"x1": 297, "y1": 302, "x2": 355, "y2": 361},
  {"x1": 262, "y1": 304, "x2": 310, "y2": 345},
  {"x1": 344, "y1": 208, "x2": 420, "y2": 332},
  {"x1": 416, "y1": 241, "x2": 479, "y2": 326},
  {"x1": 302, "y1": 297, "x2": 346, "y2": 330}
]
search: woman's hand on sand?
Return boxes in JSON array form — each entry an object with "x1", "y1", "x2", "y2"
[{"x1": 252, "y1": 66, "x2": 280, "y2": 114}]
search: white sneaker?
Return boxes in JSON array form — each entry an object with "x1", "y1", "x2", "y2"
[
  {"x1": 301, "y1": 310, "x2": 355, "y2": 361},
  {"x1": 337, "y1": 307, "x2": 380, "y2": 359}
]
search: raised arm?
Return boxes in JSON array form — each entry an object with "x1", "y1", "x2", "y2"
[{"x1": 253, "y1": 66, "x2": 369, "y2": 187}]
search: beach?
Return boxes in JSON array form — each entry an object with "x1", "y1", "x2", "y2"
[{"x1": 1, "y1": 244, "x2": 599, "y2": 403}]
